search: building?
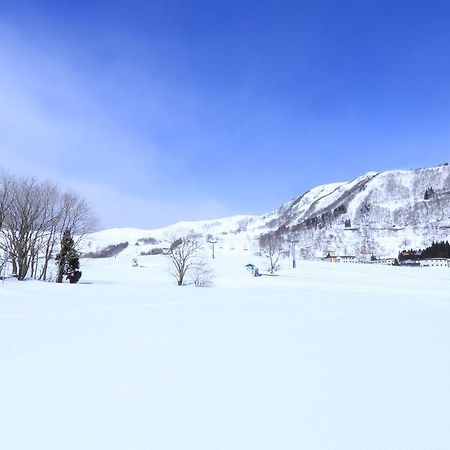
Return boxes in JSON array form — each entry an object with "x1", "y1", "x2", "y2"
[
  {"x1": 373, "y1": 258, "x2": 397, "y2": 265},
  {"x1": 322, "y1": 255, "x2": 357, "y2": 263},
  {"x1": 419, "y1": 258, "x2": 450, "y2": 268},
  {"x1": 339, "y1": 256, "x2": 357, "y2": 263},
  {"x1": 399, "y1": 259, "x2": 421, "y2": 267},
  {"x1": 323, "y1": 254, "x2": 340, "y2": 263}
]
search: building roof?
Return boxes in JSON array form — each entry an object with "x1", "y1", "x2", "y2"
[{"x1": 421, "y1": 258, "x2": 449, "y2": 261}]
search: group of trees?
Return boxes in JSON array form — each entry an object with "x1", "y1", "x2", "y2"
[
  {"x1": 421, "y1": 241, "x2": 450, "y2": 259},
  {"x1": 0, "y1": 169, "x2": 310, "y2": 286},
  {"x1": 424, "y1": 187, "x2": 437, "y2": 200},
  {"x1": 0, "y1": 168, "x2": 288, "y2": 286},
  {"x1": 0, "y1": 171, "x2": 96, "y2": 282},
  {"x1": 398, "y1": 241, "x2": 450, "y2": 261}
]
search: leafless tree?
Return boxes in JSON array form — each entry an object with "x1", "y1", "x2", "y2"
[
  {"x1": 190, "y1": 259, "x2": 214, "y2": 287},
  {"x1": 0, "y1": 176, "x2": 47, "y2": 280},
  {"x1": 166, "y1": 234, "x2": 202, "y2": 286},
  {"x1": 59, "y1": 192, "x2": 97, "y2": 243},
  {"x1": 259, "y1": 232, "x2": 285, "y2": 273},
  {"x1": 0, "y1": 171, "x2": 13, "y2": 231},
  {"x1": 0, "y1": 250, "x2": 8, "y2": 281}
]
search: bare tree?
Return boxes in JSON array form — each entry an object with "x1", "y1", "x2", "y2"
[
  {"x1": 190, "y1": 259, "x2": 214, "y2": 287},
  {"x1": 59, "y1": 192, "x2": 97, "y2": 244},
  {"x1": 259, "y1": 232, "x2": 285, "y2": 273},
  {"x1": 166, "y1": 234, "x2": 202, "y2": 286},
  {"x1": 0, "y1": 171, "x2": 13, "y2": 230},
  {"x1": 0, "y1": 250, "x2": 8, "y2": 281},
  {"x1": 0, "y1": 176, "x2": 47, "y2": 280}
]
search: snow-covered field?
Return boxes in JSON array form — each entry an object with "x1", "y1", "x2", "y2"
[{"x1": 1, "y1": 252, "x2": 450, "y2": 450}]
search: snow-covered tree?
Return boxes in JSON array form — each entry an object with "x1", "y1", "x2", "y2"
[{"x1": 56, "y1": 230, "x2": 82, "y2": 284}]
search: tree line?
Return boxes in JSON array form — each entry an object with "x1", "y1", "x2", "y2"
[
  {"x1": 0, "y1": 170, "x2": 96, "y2": 282},
  {"x1": 398, "y1": 241, "x2": 450, "y2": 261}
]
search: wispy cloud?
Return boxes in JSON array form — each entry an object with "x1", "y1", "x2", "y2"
[
  {"x1": 0, "y1": 23, "x2": 227, "y2": 229},
  {"x1": 63, "y1": 179, "x2": 228, "y2": 229},
  {"x1": 0, "y1": 25, "x2": 152, "y2": 176}
]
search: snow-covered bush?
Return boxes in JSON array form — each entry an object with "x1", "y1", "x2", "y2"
[{"x1": 190, "y1": 260, "x2": 214, "y2": 287}]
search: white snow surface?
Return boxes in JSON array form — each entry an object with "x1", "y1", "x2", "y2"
[{"x1": 1, "y1": 251, "x2": 450, "y2": 450}]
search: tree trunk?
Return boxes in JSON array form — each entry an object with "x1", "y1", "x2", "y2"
[
  {"x1": 56, "y1": 258, "x2": 64, "y2": 283},
  {"x1": 11, "y1": 258, "x2": 17, "y2": 277}
]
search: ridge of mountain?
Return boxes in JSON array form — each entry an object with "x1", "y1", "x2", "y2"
[{"x1": 85, "y1": 164, "x2": 450, "y2": 258}]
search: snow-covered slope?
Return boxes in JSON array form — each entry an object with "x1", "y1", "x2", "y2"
[
  {"x1": 2, "y1": 254, "x2": 450, "y2": 450},
  {"x1": 84, "y1": 164, "x2": 450, "y2": 258}
]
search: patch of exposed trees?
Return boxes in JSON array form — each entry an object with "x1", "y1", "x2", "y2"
[
  {"x1": 83, "y1": 242, "x2": 129, "y2": 259},
  {"x1": 0, "y1": 171, "x2": 96, "y2": 281},
  {"x1": 424, "y1": 187, "x2": 436, "y2": 200}
]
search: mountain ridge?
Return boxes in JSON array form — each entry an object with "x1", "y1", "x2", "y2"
[{"x1": 85, "y1": 164, "x2": 450, "y2": 258}]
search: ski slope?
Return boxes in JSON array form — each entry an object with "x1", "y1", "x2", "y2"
[{"x1": 1, "y1": 252, "x2": 450, "y2": 450}]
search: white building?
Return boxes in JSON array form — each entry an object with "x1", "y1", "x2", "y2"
[
  {"x1": 419, "y1": 258, "x2": 450, "y2": 268},
  {"x1": 374, "y1": 258, "x2": 397, "y2": 265},
  {"x1": 340, "y1": 256, "x2": 357, "y2": 263}
]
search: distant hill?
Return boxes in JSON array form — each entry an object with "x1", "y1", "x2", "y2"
[{"x1": 83, "y1": 164, "x2": 450, "y2": 259}]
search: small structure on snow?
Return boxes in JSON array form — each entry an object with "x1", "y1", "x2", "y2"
[{"x1": 245, "y1": 263, "x2": 261, "y2": 277}]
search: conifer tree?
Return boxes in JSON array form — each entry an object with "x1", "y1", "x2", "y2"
[{"x1": 56, "y1": 230, "x2": 82, "y2": 284}]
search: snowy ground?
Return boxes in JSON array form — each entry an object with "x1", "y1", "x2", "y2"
[{"x1": 1, "y1": 253, "x2": 450, "y2": 450}]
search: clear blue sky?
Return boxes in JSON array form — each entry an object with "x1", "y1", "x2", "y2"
[{"x1": 1, "y1": 0, "x2": 450, "y2": 228}]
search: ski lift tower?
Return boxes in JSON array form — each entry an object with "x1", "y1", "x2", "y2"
[
  {"x1": 287, "y1": 235, "x2": 301, "y2": 268},
  {"x1": 207, "y1": 236, "x2": 219, "y2": 259}
]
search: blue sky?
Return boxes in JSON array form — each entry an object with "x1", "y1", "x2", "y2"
[{"x1": 1, "y1": 0, "x2": 450, "y2": 228}]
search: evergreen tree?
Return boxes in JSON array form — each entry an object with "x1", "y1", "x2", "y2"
[{"x1": 56, "y1": 230, "x2": 82, "y2": 284}]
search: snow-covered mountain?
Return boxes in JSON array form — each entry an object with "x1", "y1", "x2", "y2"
[{"x1": 84, "y1": 164, "x2": 450, "y2": 258}]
